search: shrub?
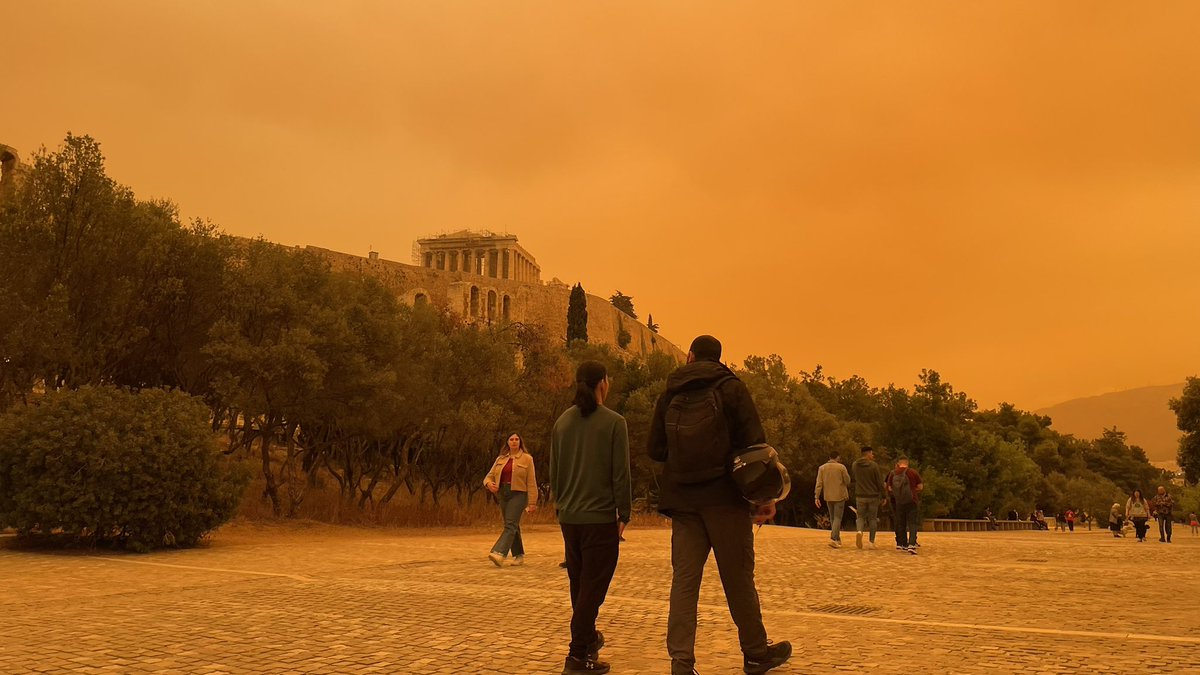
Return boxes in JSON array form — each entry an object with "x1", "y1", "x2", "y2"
[{"x1": 0, "y1": 386, "x2": 248, "y2": 551}]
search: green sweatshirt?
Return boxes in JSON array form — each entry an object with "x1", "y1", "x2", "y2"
[{"x1": 550, "y1": 405, "x2": 632, "y2": 524}]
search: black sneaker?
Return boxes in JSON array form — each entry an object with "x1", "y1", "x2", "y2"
[
  {"x1": 562, "y1": 656, "x2": 610, "y2": 674},
  {"x1": 744, "y1": 641, "x2": 792, "y2": 674},
  {"x1": 587, "y1": 630, "x2": 605, "y2": 660}
]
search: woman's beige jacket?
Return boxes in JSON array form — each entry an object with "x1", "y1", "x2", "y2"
[{"x1": 483, "y1": 451, "x2": 538, "y2": 506}]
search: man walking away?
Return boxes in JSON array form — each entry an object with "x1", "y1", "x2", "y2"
[
  {"x1": 1152, "y1": 485, "x2": 1175, "y2": 543},
  {"x1": 850, "y1": 446, "x2": 885, "y2": 549},
  {"x1": 550, "y1": 360, "x2": 632, "y2": 675},
  {"x1": 815, "y1": 450, "x2": 851, "y2": 549},
  {"x1": 649, "y1": 335, "x2": 792, "y2": 675},
  {"x1": 887, "y1": 458, "x2": 923, "y2": 554}
]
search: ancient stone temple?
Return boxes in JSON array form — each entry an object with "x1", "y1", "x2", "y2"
[
  {"x1": 310, "y1": 230, "x2": 683, "y2": 361},
  {"x1": 414, "y1": 230, "x2": 541, "y2": 283}
]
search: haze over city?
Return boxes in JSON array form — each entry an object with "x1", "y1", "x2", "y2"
[{"x1": 4, "y1": 1, "x2": 1198, "y2": 410}]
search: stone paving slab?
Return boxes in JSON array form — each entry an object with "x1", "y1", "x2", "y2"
[{"x1": 2, "y1": 522, "x2": 1199, "y2": 673}]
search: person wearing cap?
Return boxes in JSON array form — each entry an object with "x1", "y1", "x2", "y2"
[
  {"x1": 648, "y1": 335, "x2": 792, "y2": 675},
  {"x1": 850, "y1": 446, "x2": 886, "y2": 549},
  {"x1": 550, "y1": 360, "x2": 631, "y2": 674}
]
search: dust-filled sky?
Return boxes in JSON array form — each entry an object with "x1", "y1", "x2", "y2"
[{"x1": 4, "y1": 2, "x2": 1199, "y2": 410}]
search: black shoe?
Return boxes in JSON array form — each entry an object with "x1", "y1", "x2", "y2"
[
  {"x1": 587, "y1": 630, "x2": 605, "y2": 660},
  {"x1": 559, "y1": 561, "x2": 569, "y2": 569},
  {"x1": 744, "y1": 641, "x2": 792, "y2": 674},
  {"x1": 562, "y1": 656, "x2": 610, "y2": 673}
]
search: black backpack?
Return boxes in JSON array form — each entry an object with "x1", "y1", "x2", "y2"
[
  {"x1": 664, "y1": 375, "x2": 736, "y2": 484},
  {"x1": 891, "y1": 469, "x2": 915, "y2": 506}
]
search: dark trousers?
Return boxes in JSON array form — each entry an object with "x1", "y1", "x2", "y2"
[
  {"x1": 561, "y1": 521, "x2": 620, "y2": 660},
  {"x1": 1159, "y1": 517, "x2": 1173, "y2": 541},
  {"x1": 666, "y1": 504, "x2": 769, "y2": 671},
  {"x1": 1132, "y1": 517, "x2": 1149, "y2": 540},
  {"x1": 894, "y1": 502, "x2": 919, "y2": 547}
]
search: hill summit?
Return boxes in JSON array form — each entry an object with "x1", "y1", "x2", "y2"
[{"x1": 1037, "y1": 383, "x2": 1185, "y2": 463}]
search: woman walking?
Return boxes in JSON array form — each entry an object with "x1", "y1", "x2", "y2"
[
  {"x1": 1125, "y1": 489, "x2": 1151, "y2": 542},
  {"x1": 1109, "y1": 503, "x2": 1124, "y2": 538},
  {"x1": 1190, "y1": 513, "x2": 1198, "y2": 536},
  {"x1": 483, "y1": 433, "x2": 538, "y2": 566}
]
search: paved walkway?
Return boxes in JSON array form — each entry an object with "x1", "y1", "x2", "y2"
[{"x1": 3, "y1": 521, "x2": 1199, "y2": 673}]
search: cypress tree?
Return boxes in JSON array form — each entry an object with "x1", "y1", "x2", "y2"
[{"x1": 567, "y1": 283, "x2": 588, "y2": 343}]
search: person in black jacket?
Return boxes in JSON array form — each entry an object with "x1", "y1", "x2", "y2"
[{"x1": 648, "y1": 335, "x2": 792, "y2": 675}]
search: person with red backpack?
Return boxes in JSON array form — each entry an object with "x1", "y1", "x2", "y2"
[
  {"x1": 887, "y1": 457, "x2": 923, "y2": 555},
  {"x1": 648, "y1": 335, "x2": 792, "y2": 675}
]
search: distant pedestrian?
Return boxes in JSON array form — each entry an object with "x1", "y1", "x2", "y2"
[
  {"x1": 1065, "y1": 509, "x2": 1075, "y2": 533},
  {"x1": 1083, "y1": 510, "x2": 1092, "y2": 531},
  {"x1": 550, "y1": 361, "x2": 632, "y2": 674},
  {"x1": 887, "y1": 458, "x2": 923, "y2": 554},
  {"x1": 1126, "y1": 489, "x2": 1151, "y2": 542},
  {"x1": 1109, "y1": 503, "x2": 1124, "y2": 537},
  {"x1": 851, "y1": 446, "x2": 886, "y2": 549},
  {"x1": 1151, "y1": 485, "x2": 1175, "y2": 543},
  {"x1": 482, "y1": 433, "x2": 538, "y2": 567},
  {"x1": 984, "y1": 508, "x2": 997, "y2": 531},
  {"x1": 1054, "y1": 511, "x2": 1066, "y2": 532},
  {"x1": 815, "y1": 450, "x2": 852, "y2": 549},
  {"x1": 1189, "y1": 513, "x2": 1198, "y2": 536}
]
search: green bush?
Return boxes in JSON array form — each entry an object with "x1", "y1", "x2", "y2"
[{"x1": 0, "y1": 386, "x2": 248, "y2": 551}]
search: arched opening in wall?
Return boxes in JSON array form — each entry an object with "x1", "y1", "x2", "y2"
[
  {"x1": 502, "y1": 295, "x2": 511, "y2": 322},
  {"x1": 487, "y1": 290, "x2": 497, "y2": 323},
  {"x1": 470, "y1": 286, "x2": 480, "y2": 317},
  {"x1": 414, "y1": 293, "x2": 428, "y2": 305}
]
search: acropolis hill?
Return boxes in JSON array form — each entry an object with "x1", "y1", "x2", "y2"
[{"x1": 307, "y1": 230, "x2": 685, "y2": 361}]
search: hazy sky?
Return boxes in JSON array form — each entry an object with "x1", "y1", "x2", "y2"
[{"x1": 4, "y1": 2, "x2": 1199, "y2": 410}]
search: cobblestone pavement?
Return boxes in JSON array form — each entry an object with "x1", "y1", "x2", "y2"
[{"x1": 3, "y1": 521, "x2": 1199, "y2": 674}]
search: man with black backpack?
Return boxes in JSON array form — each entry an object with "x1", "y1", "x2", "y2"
[
  {"x1": 887, "y1": 457, "x2": 923, "y2": 554},
  {"x1": 648, "y1": 335, "x2": 792, "y2": 675}
]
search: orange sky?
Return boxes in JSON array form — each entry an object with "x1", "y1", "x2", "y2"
[{"x1": 4, "y1": 2, "x2": 1199, "y2": 410}]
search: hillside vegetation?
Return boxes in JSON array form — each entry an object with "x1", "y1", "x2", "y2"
[{"x1": 0, "y1": 134, "x2": 1182, "y2": 532}]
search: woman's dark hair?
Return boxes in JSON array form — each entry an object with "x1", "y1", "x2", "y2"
[
  {"x1": 1132, "y1": 488, "x2": 1143, "y2": 501},
  {"x1": 573, "y1": 360, "x2": 608, "y2": 418}
]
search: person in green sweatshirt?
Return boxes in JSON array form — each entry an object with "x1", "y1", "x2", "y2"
[{"x1": 550, "y1": 360, "x2": 631, "y2": 675}]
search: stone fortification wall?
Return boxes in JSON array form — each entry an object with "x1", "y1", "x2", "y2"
[{"x1": 309, "y1": 246, "x2": 684, "y2": 362}]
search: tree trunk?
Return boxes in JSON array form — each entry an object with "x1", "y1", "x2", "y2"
[{"x1": 260, "y1": 429, "x2": 281, "y2": 517}]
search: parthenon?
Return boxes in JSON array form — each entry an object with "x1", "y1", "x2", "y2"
[{"x1": 414, "y1": 230, "x2": 541, "y2": 283}]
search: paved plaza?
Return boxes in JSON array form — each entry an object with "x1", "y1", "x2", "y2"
[{"x1": 2, "y1": 521, "x2": 1199, "y2": 674}]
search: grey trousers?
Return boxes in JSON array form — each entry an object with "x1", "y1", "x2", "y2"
[
  {"x1": 856, "y1": 497, "x2": 881, "y2": 541},
  {"x1": 826, "y1": 500, "x2": 846, "y2": 541},
  {"x1": 667, "y1": 504, "x2": 769, "y2": 671}
]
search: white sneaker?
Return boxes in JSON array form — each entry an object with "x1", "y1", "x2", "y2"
[
  {"x1": 867, "y1": 542, "x2": 876, "y2": 550},
  {"x1": 510, "y1": 556, "x2": 525, "y2": 566},
  {"x1": 829, "y1": 540, "x2": 841, "y2": 549},
  {"x1": 487, "y1": 552, "x2": 504, "y2": 567}
]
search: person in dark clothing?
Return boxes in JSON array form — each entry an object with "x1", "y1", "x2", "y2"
[
  {"x1": 887, "y1": 458, "x2": 923, "y2": 554},
  {"x1": 851, "y1": 446, "x2": 886, "y2": 548},
  {"x1": 648, "y1": 335, "x2": 792, "y2": 675},
  {"x1": 550, "y1": 360, "x2": 632, "y2": 675}
]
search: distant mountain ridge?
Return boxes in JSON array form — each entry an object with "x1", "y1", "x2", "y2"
[{"x1": 1036, "y1": 383, "x2": 1185, "y2": 463}]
